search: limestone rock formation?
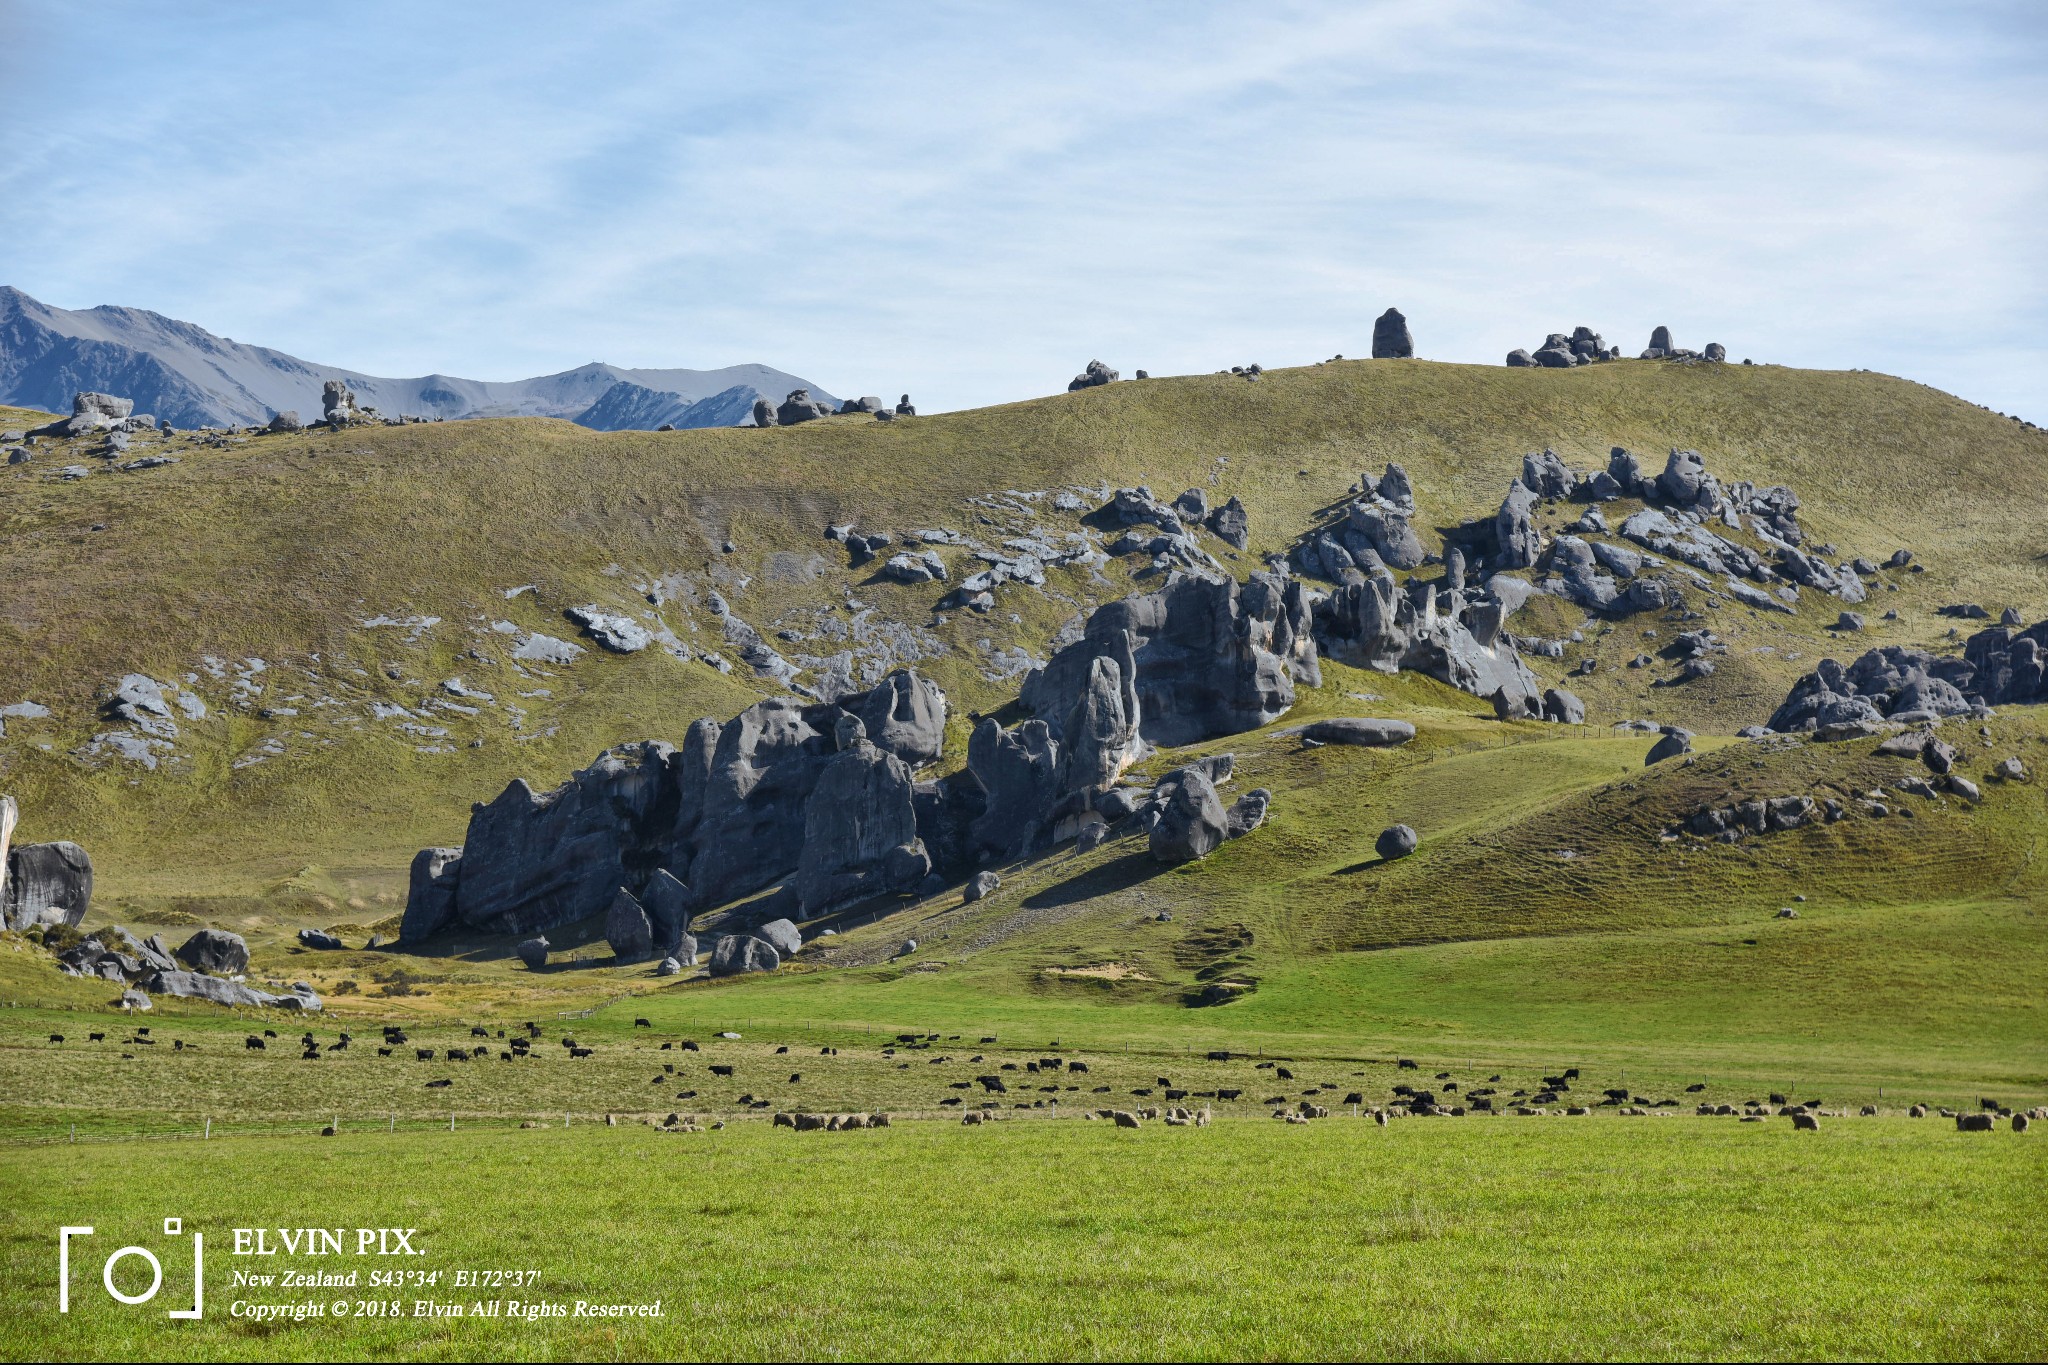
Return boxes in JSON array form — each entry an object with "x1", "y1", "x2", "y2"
[
  {"x1": 516, "y1": 936, "x2": 550, "y2": 969},
  {"x1": 1301, "y1": 718, "x2": 1415, "y2": 747},
  {"x1": 1371, "y1": 308, "x2": 1414, "y2": 359},
  {"x1": 413, "y1": 670, "x2": 947, "y2": 939},
  {"x1": 174, "y1": 928, "x2": 249, "y2": 975},
  {"x1": 1766, "y1": 620, "x2": 2048, "y2": 732},
  {"x1": 776, "y1": 389, "x2": 833, "y2": 424},
  {"x1": 605, "y1": 888, "x2": 655, "y2": 961},
  {"x1": 1068, "y1": 360, "x2": 1118, "y2": 391},
  {"x1": 2, "y1": 839, "x2": 93, "y2": 931},
  {"x1": 400, "y1": 847, "x2": 462, "y2": 942}
]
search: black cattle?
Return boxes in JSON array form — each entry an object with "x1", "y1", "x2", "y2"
[
  {"x1": 709, "y1": 1064, "x2": 734, "y2": 1077},
  {"x1": 788, "y1": 1073, "x2": 802, "y2": 1084},
  {"x1": 246, "y1": 1036, "x2": 266, "y2": 1050},
  {"x1": 977, "y1": 1075, "x2": 1008, "y2": 1093},
  {"x1": 1344, "y1": 1092, "x2": 1364, "y2": 1105},
  {"x1": 635, "y1": 1019, "x2": 651, "y2": 1029},
  {"x1": 1686, "y1": 1083, "x2": 1707, "y2": 1093},
  {"x1": 1207, "y1": 1050, "x2": 1231, "y2": 1061},
  {"x1": 1256, "y1": 1061, "x2": 1274, "y2": 1070},
  {"x1": 675, "y1": 1090, "x2": 697, "y2": 1100},
  {"x1": 416, "y1": 1049, "x2": 434, "y2": 1061},
  {"x1": 89, "y1": 1032, "x2": 105, "y2": 1042},
  {"x1": 470, "y1": 1026, "x2": 488, "y2": 1037},
  {"x1": 660, "y1": 1042, "x2": 672, "y2": 1051},
  {"x1": 1217, "y1": 1089, "x2": 1242, "y2": 1100},
  {"x1": 1276, "y1": 1067, "x2": 1294, "y2": 1080},
  {"x1": 174, "y1": 1040, "x2": 185, "y2": 1051},
  {"x1": 378, "y1": 1047, "x2": 393, "y2": 1056},
  {"x1": 263, "y1": 1029, "x2": 276, "y2": 1038},
  {"x1": 775, "y1": 1045, "x2": 788, "y2": 1054},
  {"x1": 1155, "y1": 1076, "x2": 1172, "y2": 1087},
  {"x1": 1067, "y1": 1061, "x2": 1089, "y2": 1073},
  {"x1": 500, "y1": 1052, "x2": 513, "y2": 1061},
  {"x1": 1165, "y1": 1089, "x2": 1188, "y2": 1100},
  {"x1": 1397, "y1": 1059, "x2": 1418, "y2": 1071},
  {"x1": 1026, "y1": 1062, "x2": 1039, "y2": 1073},
  {"x1": 426, "y1": 1079, "x2": 451, "y2": 1089},
  {"x1": 136, "y1": 1027, "x2": 150, "y2": 1035},
  {"x1": 980, "y1": 1036, "x2": 998, "y2": 1044},
  {"x1": 999, "y1": 1062, "x2": 1018, "y2": 1071},
  {"x1": 681, "y1": 1040, "x2": 699, "y2": 1052},
  {"x1": 569, "y1": 1047, "x2": 593, "y2": 1058},
  {"x1": 48, "y1": 1034, "x2": 63, "y2": 1044}
]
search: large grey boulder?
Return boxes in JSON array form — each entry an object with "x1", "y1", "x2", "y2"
[
  {"x1": 964, "y1": 870, "x2": 1001, "y2": 901},
  {"x1": 753, "y1": 918, "x2": 803, "y2": 957},
  {"x1": 641, "y1": 868, "x2": 695, "y2": 959},
  {"x1": 1648, "y1": 325, "x2": 1674, "y2": 353},
  {"x1": 40, "y1": 391, "x2": 133, "y2": 437},
  {"x1": 297, "y1": 928, "x2": 345, "y2": 950},
  {"x1": 1302, "y1": 718, "x2": 1415, "y2": 747},
  {"x1": 1206, "y1": 497, "x2": 1249, "y2": 549},
  {"x1": 1225, "y1": 788, "x2": 1271, "y2": 838},
  {"x1": 605, "y1": 887, "x2": 654, "y2": 961},
  {"x1": 515, "y1": 936, "x2": 550, "y2": 969},
  {"x1": 1149, "y1": 769, "x2": 1230, "y2": 864},
  {"x1": 174, "y1": 928, "x2": 249, "y2": 975},
  {"x1": 566, "y1": 606, "x2": 653, "y2": 653},
  {"x1": 850, "y1": 669, "x2": 947, "y2": 768},
  {"x1": 1646, "y1": 728, "x2": 1694, "y2": 765},
  {"x1": 117, "y1": 928, "x2": 178, "y2": 975},
  {"x1": 2, "y1": 841, "x2": 93, "y2": 930},
  {"x1": 709, "y1": 934, "x2": 780, "y2": 976},
  {"x1": 400, "y1": 847, "x2": 463, "y2": 942},
  {"x1": 1376, "y1": 825, "x2": 1418, "y2": 860},
  {"x1": 321, "y1": 379, "x2": 356, "y2": 423},
  {"x1": 1346, "y1": 502, "x2": 1426, "y2": 570},
  {"x1": 1494, "y1": 481, "x2": 1540, "y2": 569},
  {"x1": 267, "y1": 411, "x2": 302, "y2": 432},
  {"x1": 1068, "y1": 359, "x2": 1118, "y2": 391},
  {"x1": 1371, "y1": 308, "x2": 1414, "y2": 359},
  {"x1": 143, "y1": 969, "x2": 319, "y2": 1011},
  {"x1": 1541, "y1": 689, "x2": 1586, "y2": 725},
  {"x1": 750, "y1": 397, "x2": 778, "y2": 427},
  {"x1": 776, "y1": 389, "x2": 834, "y2": 424}
]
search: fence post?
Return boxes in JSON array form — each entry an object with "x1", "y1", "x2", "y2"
[
  {"x1": 70, "y1": 1123, "x2": 76, "y2": 1144},
  {"x1": 204, "y1": 1118, "x2": 211, "y2": 1140},
  {"x1": 450, "y1": 1112, "x2": 455, "y2": 1133},
  {"x1": 564, "y1": 1112, "x2": 569, "y2": 1128}
]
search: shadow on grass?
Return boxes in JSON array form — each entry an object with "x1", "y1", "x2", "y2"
[{"x1": 1020, "y1": 850, "x2": 1161, "y2": 908}]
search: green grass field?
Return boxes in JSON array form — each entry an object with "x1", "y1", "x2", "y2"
[{"x1": 2, "y1": 1119, "x2": 2040, "y2": 1361}]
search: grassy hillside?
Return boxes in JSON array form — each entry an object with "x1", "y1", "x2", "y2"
[{"x1": 3, "y1": 357, "x2": 2045, "y2": 896}]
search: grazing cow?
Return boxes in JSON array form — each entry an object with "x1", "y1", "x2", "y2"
[
  {"x1": 980, "y1": 1036, "x2": 998, "y2": 1044},
  {"x1": 709, "y1": 1064, "x2": 734, "y2": 1077},
  {"x1": 569, "y1": 1047, "x2": 593, "y2": 1059},
  {"x1": 977, "y1": 1075, "x2": 1008, "y2": 1093},
  {"x1": 660, "y1": 1042, "x2": 672, "y2": 1050},
  {"x1": 788, "y1": 1073, "x2": 802, "y2": 1084},
  {"x1": 1217, "y1": 1089, "x2": 1242, "y2": 1100},
  {"x1": 1156, "y1": 1077, "x2": 1172, "y2": 1087},
  {"x1": 378, "y1": 1047, "x2": 393, "y2": 1056},
  {"x1": 89, "y1": 1032, "x2": 105, "y2": 1042},
  {"x1": 1276, "y1": 1067, "x2": 1294, "y2": 1081},
  {"x1": 1344, "y1": 1092, "x2": 1364, "y2": 1106},
  {"x1": 247, "y1": 1036, "x2": 266, "y2": 1050},
  {"x1": 635, "y1": 1019, "x2": 651, "y2": 1029},
  {"x1": 174, "y1": 1040, "x2": 185, "y2": 1051},
  {"x1": 426, "y1": 1079, "x2": 451, "y2": 1089},
  {"x1": 48, "y1": 1034, "x2": 63, "y2": 1044},
  {"x1": 1397, "y1": 1059, "x2": 1418, "y2": 1071},
  {"x1": 663, "y1": 1063, "x2": 675, "y2": 1074},
  {"x1": 1068, "y1": 1061, "x2": 1089, "y2": 1074},
  {"x1": 416, "y1": 1049, "x2": 434, "y2": 1061},
  {"x1": 471, "y1": 1026, "x2": 488, "y2": 1037},
  {"x1": 501, "y1": 1052, "x2": 513, "y2": 1061},
  {"x1": 681, "y1": 1040, "x2": 699, "y2": 1052},
  {"x1": 1686, "y1": 1083, "x2": 1706, "y2": 1093},
  {"x1": 676, "y1": 1090, "x2": 697, "y2": 1100},
  {"x1": 1026, "y1": 1062, "x2": 1039, "y2": 1073}
]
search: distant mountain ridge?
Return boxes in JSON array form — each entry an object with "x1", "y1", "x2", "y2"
[{"x1": 0, "y1": 286, "x2": 833, "y2": 430}]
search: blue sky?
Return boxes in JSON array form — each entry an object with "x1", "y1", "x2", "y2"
[{"x1": 3, "y1": 1, "x2": 2043, "y2": 420}]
